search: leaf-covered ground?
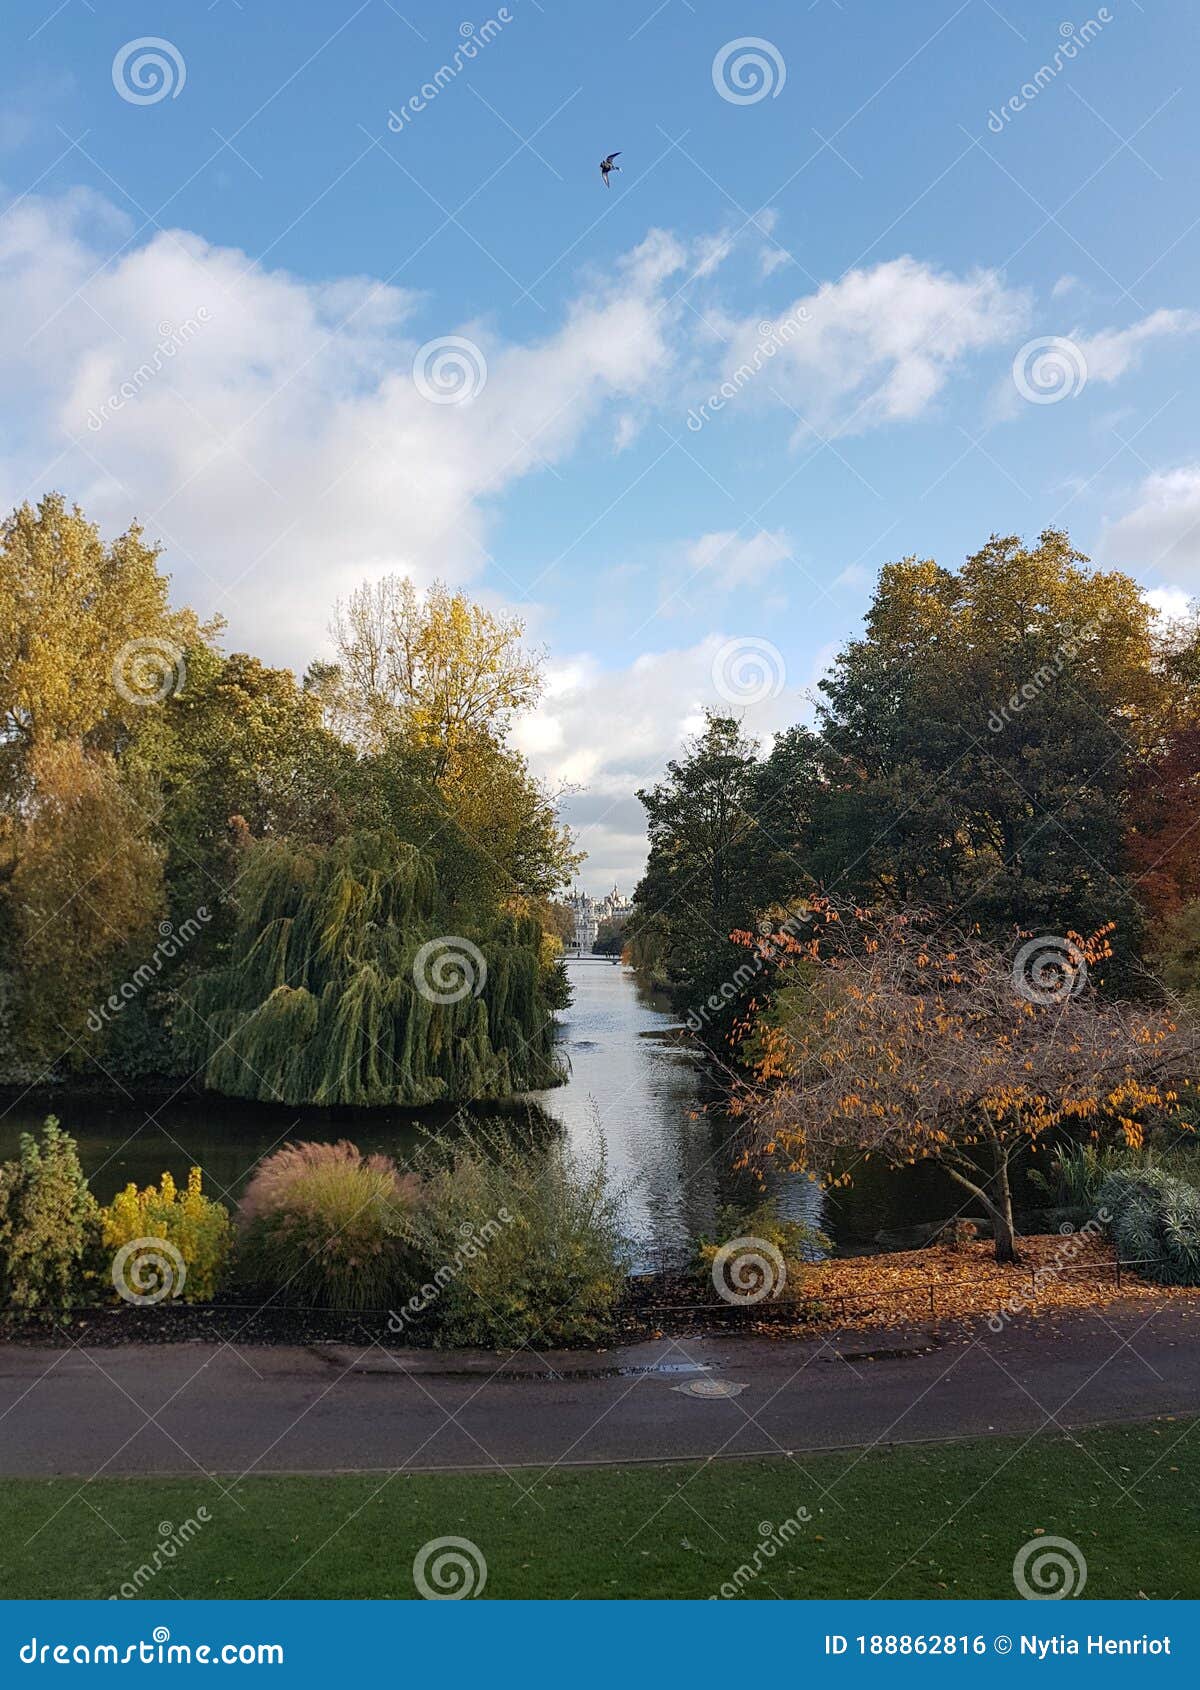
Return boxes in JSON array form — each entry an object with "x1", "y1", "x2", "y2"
[
  {"x1": 622, "y1": 1233, "x2": 1200, "y2": 1342},
  {"x1": 806, "y1": 1234, "x2": 1199, "y2": 1331}
]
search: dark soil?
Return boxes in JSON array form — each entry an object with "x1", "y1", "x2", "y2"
[
  {"x1": 0, "y1": 1295, "x2": 394, "y2": 1350},
  {"x1": 0, "y1": 1273, "x2": 850, "y2": 1351}
]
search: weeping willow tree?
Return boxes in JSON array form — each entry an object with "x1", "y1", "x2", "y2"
[{"x1": 185, "y1": 830, "x2": 565, "y2": 1106}]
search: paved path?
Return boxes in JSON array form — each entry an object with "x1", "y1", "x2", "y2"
[{"x1": 1, "y1": 1302, "x2": 1198, "y2": 1480}]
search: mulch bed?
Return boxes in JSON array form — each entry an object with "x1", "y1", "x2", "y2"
[
  {"x1": 4, "y1": 1235, "x2": 1198, "y2": 1351},
  {"x1": 0, "y1": 1296, "x2": 394, "y2": 1349}
]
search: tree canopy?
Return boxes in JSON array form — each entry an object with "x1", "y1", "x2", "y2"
[
  {"x1": 0, "y1": 496, "x2": 576, "y2": 1105},
  {"x1": 635, "y1": 530, "x2": 1197, "y2": 1040},
  {"x1": 185, "y1": 830, "x2": 564, "y2": 1107},
  {"x1": 733, "y1": 901, "x2": 1196, "y2": 1261}
]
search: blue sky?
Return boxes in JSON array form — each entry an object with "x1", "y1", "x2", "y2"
[{"x1": 3, "y1": 0, "x2": 1199, "y2": 888}]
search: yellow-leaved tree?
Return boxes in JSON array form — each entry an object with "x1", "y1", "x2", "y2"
[
  {"x1": 0, "y1": 494, "x2": 207, "y2": 799},
  {"x1": 322, "y1": 574, "x2": 579, "y2": 900},
  {"x1": 5, "y1": 742, "x2": 165, "y2": 1063},
  {"x1": 327, "y1": 575, "x2": 544, "y2": 770}
]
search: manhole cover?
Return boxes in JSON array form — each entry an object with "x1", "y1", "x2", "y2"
[{"x1": 674, "y1": 1378, "x2": 745, "y2": 1399}]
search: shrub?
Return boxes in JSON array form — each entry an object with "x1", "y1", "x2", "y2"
[
  {"x1": 399, "y1": 1123, "x2": 628, "y2": 1348},
  {"x1": 0, "y1": 1118, "x2": 99, "y2": 1312},
  {"x1": 237, "y1": 1140, "x2": 422, "y2": 1310},
  {"x1": 1097, "y1": 1166, "x2": 1200, "y2": 1286},
  {"x1": 100, "y1": 1167, "x2": 234, "y2": 1304},
  {"x1": 1032, "y1": 1141, "x2": 1146, "y2": 1212},
  {"x1": 695, "y1": 1199, "x2": 829, "y2": 1305}
]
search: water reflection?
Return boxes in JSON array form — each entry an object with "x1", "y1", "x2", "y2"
[
  {"x1": 528, "y1": 957, "x2": 772, "y2": 1262},
  {"x1": 0, "y1": 960, "x2": 976, "y2": 1259}
]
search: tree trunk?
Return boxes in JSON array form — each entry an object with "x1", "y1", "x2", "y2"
[
  {"x1": 990, "y1": 1137, "x2": 1020, "y2": 1265},
  {"x1": 944, "y1": 1159, "x2": 1021, "y2": 1265}
]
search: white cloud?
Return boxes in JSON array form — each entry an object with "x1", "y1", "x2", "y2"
[
  {"x1": 612, "y1": 412, "x2": 641, "y2": 452},
  {"x1": 1104, "y1": 465, "x2": 1200, "y2": 579},
  {"x1": 0, "y1": 71, "x2": 75, "y2": 153},
  {"x1": 0, "y1": 193, "x2": 693, "y2": 663},
  {"x1": 1075, "y1": 308, "x2": 1200, "y2": 384},
  {"x1": 514, "y1": 635, "x2": 807, "y2": 887},
  {"x1": 669, "y1": 528, "x2": 791, "y2": 595},
  {"x1": 10, "y1": 194, "x2": 1139, "y2": 892},
  {"x1": 715, "y1": 256, "x2": 1030, "y2": 434},
  {"x1": 759, "y1": 246, "x2": 793, "y2": 277},
  {"x1": 1146, "y1": 584, "x2": 1193, "y2": 621},
  {"x1": 994, "y1": 307, "x2": 1200, "y2": 420}
]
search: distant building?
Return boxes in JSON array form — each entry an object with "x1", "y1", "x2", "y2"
[{"x1": 567, "y1": 884, "x2": 632, "y2": 953}]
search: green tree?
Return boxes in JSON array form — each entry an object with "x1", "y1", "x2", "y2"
[
  {"x1": 324, "y1": 576, "x2": 578, "y2": 902},
  {"x1": 185, "y1": 829, "x2": 566, "y2": 1107},
  {"x1": 129, "y1": 645, "x2": 356, "y2": 939},
  {"x1": 632, "y1": 714, "x2": 764, "y2": 1036},
  {"x1": 810, "y1": 530, "x2": 1160, "y2": 956},
  {"x1": 0, "y1": 1118, "x2": 99, "y2": 1312}
]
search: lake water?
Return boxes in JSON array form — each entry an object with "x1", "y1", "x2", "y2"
[{"x1": 0, "y1": 958, "x2": 976, "y2": 1258}]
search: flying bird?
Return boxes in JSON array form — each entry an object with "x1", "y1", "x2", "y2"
[{"x1": 600, "y1": 151, "x2": 621, "y2": 188}]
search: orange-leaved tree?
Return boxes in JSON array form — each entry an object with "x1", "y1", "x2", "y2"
[{"x1": 732, "y1": 900, "x2": 1196, "y2": 1262}]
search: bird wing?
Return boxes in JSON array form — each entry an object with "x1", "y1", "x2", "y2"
[{"x1": 607, "y1": 152, "x2": 621, "y2": 163}]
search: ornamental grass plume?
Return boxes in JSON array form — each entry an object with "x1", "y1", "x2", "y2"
[{"x1": 237, "y1": 1139, "x2": 424, "y2": 1310}]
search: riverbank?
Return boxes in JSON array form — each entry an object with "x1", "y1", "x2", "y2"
[
  {"x1": 0, "y1": 964, "x2": 1071, "y2": 1258},
  {"x1": 7, "y1": 1231, "x2": 1194, "y2": 1351}
]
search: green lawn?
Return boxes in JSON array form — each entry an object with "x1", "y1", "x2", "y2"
[{"x1": 2, "y1": 1420, "x2": 1197, "y2": 1600}]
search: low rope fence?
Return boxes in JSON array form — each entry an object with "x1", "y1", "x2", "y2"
[{"x1": 630, "y1": 1248, "x2": 1165, "y2": 1328}]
